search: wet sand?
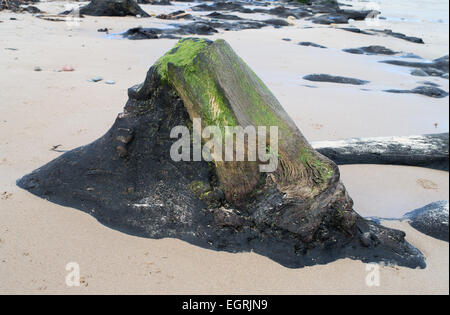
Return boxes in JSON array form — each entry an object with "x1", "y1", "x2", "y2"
[{"x1": 0, "y1": 1, "x2": 448, "y2": 294}]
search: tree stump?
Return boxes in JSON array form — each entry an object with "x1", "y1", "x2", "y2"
[{"x1": 17, "y1": 38, "x2": 425, "y2": 268}]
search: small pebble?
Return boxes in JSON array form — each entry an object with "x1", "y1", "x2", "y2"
[
  {"x1": 62, "y1": 65, "x2": 74, "y2": 72},
  {"x1": 89, "y1": 76, "x2": 103, "y2": 82}
]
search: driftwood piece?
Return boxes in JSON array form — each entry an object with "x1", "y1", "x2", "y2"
[{"x1": 313, "y1": 133, "x2": 449, "y2": 171}]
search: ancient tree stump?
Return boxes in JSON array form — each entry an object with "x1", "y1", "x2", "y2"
[{"x1": 18, "y1": 38, "x2": 425, "y2": 268}]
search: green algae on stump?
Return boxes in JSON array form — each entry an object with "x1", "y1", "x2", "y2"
[{"x1": 154, "y1": 38, "x2": 335, "y2": 202}]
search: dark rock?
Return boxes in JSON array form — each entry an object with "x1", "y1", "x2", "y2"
[
  {"x1": 342, "y1": 48, "x2": 364, "y2": 54},
  {"x1": 77, "y1": 0, "x2": 150, "y2": 17},
  {"x1": 123, "y1": 27, "x2": 159, "y2": 39},
  {"x1": 340, "y1": 9, "x2": 374, "y2": 21},
  {"x1": 419, "y1": 81, "x2": 440, "y2": 87},
  {"x1": 23, "y1": 5, "x2": 41, "y2": 13},
  {"x1": 343, "y1": 45, "x2": 397, "y2": 55},
  {"x1": 191, "y1": 2, "x2": 252, "y2": 14},
  {"x1": 308, "y1": 0, "x2": 340, "y2": 13},
  {"x1": 340, "y1": 27, "x2": 374, "y2": 35},
  {"x1": 179, "y1": 22, "x2": 219, "y2": 35},
  {"x1": 206, "y1": 11, "x2": 243, "y2": 20},
  {"x1": 254, "y1": 6, "x2": 312, "y2": 19},
  {"x1": 156, "y1": 10, "x2": 192, "y2": 20},
  {"x1": 262, "y1": 18, "x2": 290, "y2": 27},
  {"x1": 381, "y1": 60, "x2": 435, "y2": 70},
  {"x1": 422, "y1": 68, "x2": 446, "y2": 77},
  {"x1": 404, "y1": 201, "x2": 449, "y2": 242},
  {"x1": 311, "y1": 9, "x2": 372, "y2": 25},
  {"x1": 298, "y1": 41, "x2": 327, "y2": 48},
  {"x1": 137, "y1": 0, "x2": 171, "y2": 5},
  {"x1": 311, "y1": 13, "x2": 349, "y2": 25},
  {"x1": 381, "y1": 56, "x2": 449, "y2": 78},
  {"x1": 384, "y1": 86, "x2": 449, "y2": 98},
  {"x1": 1, "y1": 0, "x2": 38, "y2": 12},
  {"x1": 409, "y1": 86, "x2": 449, "y2": 98},
  {"x1": 411, "y1": 69, "x2": 429, "y2": 77},
  {"x1": 123, "y1": 17, "x2": 292, "y2": 40},
  {"x1": 372, "y1": 29, "x2": 424, "y2": 44},
  {"x1": 303, "y1": 74, "x2": 369, "y2": 85},
  {"x1": 433, "y1": 55, "x2": 449, "y2": 73},
  {"x1": 380, "y1": 60, "x2": 440, "y2": 70},
  {"x1": 312, "y1": 133, "x2": 449, "y2": 171}
]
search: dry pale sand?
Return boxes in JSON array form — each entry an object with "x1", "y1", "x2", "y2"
[{"x1": 0, "y1": 1, "x2": 448, "y2": 294}]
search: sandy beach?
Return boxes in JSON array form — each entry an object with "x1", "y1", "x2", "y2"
[{"x1": 0, "y1": 0, "x2": 448, "y2": 294}]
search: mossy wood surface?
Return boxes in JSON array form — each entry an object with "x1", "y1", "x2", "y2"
[{"x1": 155, "y1": 38, "x2": 335, "y2": 202}]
